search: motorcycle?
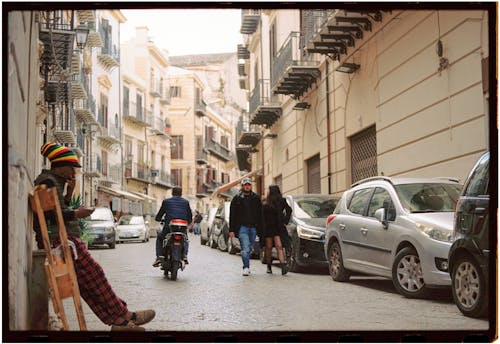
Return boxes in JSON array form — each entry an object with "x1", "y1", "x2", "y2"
[{"x1": 160, "y1": 219, "x2": 188, "y2": 280}]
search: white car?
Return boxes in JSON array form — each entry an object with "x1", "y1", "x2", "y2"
[
  {"x1": 116, "y1": 215, "x2": 150, "y2": 243},
  {"x1": 325, "y1": 176, "x2": 462, "y2": 298}
]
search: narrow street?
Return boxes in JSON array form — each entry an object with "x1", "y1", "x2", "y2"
[{"x1": 63, "y1": 233, "x2": 489, "y2": 340}]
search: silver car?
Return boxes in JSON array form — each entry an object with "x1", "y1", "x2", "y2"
[
  {"x1": 116, "y1": 215, "x2": 150, "y2": 243},
  {"x1": 324, "y1": 176, "x2": 462, "y2": 298}
]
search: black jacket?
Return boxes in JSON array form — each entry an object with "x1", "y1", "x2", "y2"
[{"x1": 229, "y1": 191, "x2": 263, "y2": 237}]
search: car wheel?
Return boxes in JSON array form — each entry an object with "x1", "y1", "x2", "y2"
[
  {"x1": 288, "y1": 235, "x2": 301, "y2": 272},
  {"x1": 218, "y1": 234, "x2": 228, "y2": 252},
  {"x1": 228, "y1": 237, "x2": 237, "y2": 255},
  {"x1": 392, "y1": 247, "x2": 429, "y2": 298},
  {"x1": 109, "y1": 239, "x2": 116, "y2": 249},
  {"x1": 209, "y1": 231, "x2": 218, "y2": 249},
  {"x1": 200, "y1": 233, "x2": 208, "y2": 246},
  {"x1": 451, "y1": 255, "x2": 488, "y2": 318},
  {"x1": 328, "y1": 240, "x2": 350, "y2": 282}
]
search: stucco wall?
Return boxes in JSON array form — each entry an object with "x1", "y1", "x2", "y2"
[{"x1": 8, "y1": 11, "x2": 41, "y2": 330}]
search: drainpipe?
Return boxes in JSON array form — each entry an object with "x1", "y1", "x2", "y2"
[{"x1": 325, "y1": 60, "x2": 332, "y2": 194}]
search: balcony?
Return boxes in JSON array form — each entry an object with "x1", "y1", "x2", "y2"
[
  {"x1": 99, "y1": 164, "x2": 121, "y2": 185},
  {"x1": 74, "y1": 97, "x2": 98, "y2": 125},
  {"x1": 306, "y1": 10, "x2": 395, "y2": 72},
  {"x1": 236, "y1": 113, "x2": 262, "y2": 147},
  {"x1": 206, "y1": 139, "x2": 232, "y2": 162},
  {"x1": 83, "y1": 153, "x2": 101, "y2": 178},
  {"x1": 98, "y1": 44, "x2": 119, "y2": 71},
  {"x1": 249, "y1": 79, "x2": 282, "y2": 128},
  {"x1": 195, "y1": 100, "x2": 207, "y2": 117},
  {"x1": 160, "y1": 89, "x2": 171, "y2": 105},
  {"x1": 125, "y1": 162, "x2": 151, "y2": 184},
  {"x1": 86, "y1": 21, "x2": 103, "y2": 48},
  {"x1": 236, "y1": 147, "x2": 253, "y2": 172},
  {"x1": 271, "y1": 32, "x2": 320, "y2": 99},
  {"x1": 238, "y1": 62, "x2": 246, "y2": 76},
  {"x1": 196, "y1": 147, "x2": 209, "y2": 165},
  {"x1": 54, "y1": 108, "x2": 76, "y2": 145},
  {"x1": 237, "y1": 44, "x2": 250, "y2": 59},
  {"x1": 149, "y1": 116, "x2": 170, "y2": 138},
  {"x1": 196, "y1": 183, "x2": 210, "y2": 198},
  {"x1": 153, "y1": 170, "x2": 174, "y2": 189},
  {"x1": 123, "y1": 101, "x2": 149, "y2": 127},
  {"x1": 97, "y1": 125, "x2": 121, "y2": 148},
  {"x1": 240, "y1": 9, "x2": 260, "y2": 34},
  {"x1": 70, "y1": 73, "x2": 87, "y2": 100},
  {"x1": 150, "y1": 79, "x2": 162, "y2": 98},
  {"x1": 39, "y1": 16, "x2": 74, "y2": 82}
]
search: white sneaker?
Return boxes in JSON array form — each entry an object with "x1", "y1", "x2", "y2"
[{"x1": 242, "y1": 268, "x2": 250, "y2": 276}]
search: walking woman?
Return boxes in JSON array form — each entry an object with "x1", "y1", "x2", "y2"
[{"x1": 262, "y1": 185, "x2": 292, "y2": 275}]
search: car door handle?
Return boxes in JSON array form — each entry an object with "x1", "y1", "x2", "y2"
[
  {"x1": 360, "y1": 228, "x2": 368, "y2": 235},
  {"x1": 339, "y1": 224, "x2": 346, "y2": 230}
]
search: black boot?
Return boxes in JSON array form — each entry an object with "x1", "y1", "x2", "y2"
[
  {"x1": 281, "y1": 262, "x2": 288, "y2": 275},
  {"x1": 266, "y1": 264, "x2": 272, "y2": 274}
]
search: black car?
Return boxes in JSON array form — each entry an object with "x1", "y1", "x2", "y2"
[
  {"x1": 448, "y1": 151, "x2": 490, "y2": 318},
  {"x1": 262, "y1": 194, "x2": 339, "y2": 272}
]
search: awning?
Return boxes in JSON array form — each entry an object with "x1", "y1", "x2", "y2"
[
  {"x1": 98, "y1": 185, "x2": 144, "y2": 202},
  {"x1": 211, "y1": 168, "x2": 262, "y2": 198},
  {"x1": 130, "y1": 191, "x2": 157, "y2": 202}
]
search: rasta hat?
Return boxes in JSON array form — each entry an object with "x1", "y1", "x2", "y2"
[
  {"x1": 40, "y1": 142, "x2": 82, "y2": 168},
  {"x1": 241, "y1": 177, "x2": 252, "y2": 186}
]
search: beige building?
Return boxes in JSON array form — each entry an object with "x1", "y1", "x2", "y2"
[
  {"x1": 239, "y1": 9, "x2": 491, "y2": 197},
  {"x1": 120, "y1": 27, "x2": 173, "y2": 215},
  {"x1": 166, "y1": 65, "x2": 236, "y2": 213}
]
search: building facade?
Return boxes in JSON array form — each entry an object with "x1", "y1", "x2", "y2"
[{"x1": 238, "y1": 8, "x2": 491, "y2": 197}]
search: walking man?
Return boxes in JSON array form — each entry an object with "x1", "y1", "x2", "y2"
[
  {"x1": 153, "y1": 186, "x2": 192, "y2": 266},
  {"x1": 229, "y1": 177, "x2": 263, "y2": 276}
]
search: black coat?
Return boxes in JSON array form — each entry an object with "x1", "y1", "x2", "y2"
[
  {"x1": 262, "y1": 198, "x2": 292, "y2": 238},
  {"x1": 229, "y1": 191, "x2": 263, "y2": 237}
]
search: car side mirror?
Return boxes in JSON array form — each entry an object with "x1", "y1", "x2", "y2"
[{"x1": 374, "y1": 208, "x2": 389, "y2": 229}]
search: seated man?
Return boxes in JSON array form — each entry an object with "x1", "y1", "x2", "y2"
[
  {"x1": 34, "y1": 143, "x2": 155, "y2": 331},
  {"x1": 153, "y1": 186, "x2": 192, "y2": 266}
]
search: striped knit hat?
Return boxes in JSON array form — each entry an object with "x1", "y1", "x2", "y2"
[{"x1": 40, "y1": 142, "x2": 81, "y2": 168}]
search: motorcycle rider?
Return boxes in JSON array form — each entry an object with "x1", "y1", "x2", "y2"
[{"x1": 153, "y1": 186, "x2": 192, "y2": 267}]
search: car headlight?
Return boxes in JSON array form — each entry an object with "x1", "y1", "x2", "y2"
[
  {"x1": 416, "y1": 223, "x2": 453, "y2": 242},
  {"x1": 104, "y1": 226, "x2": 114, "y2": 233},
  {"x1": 297, "y1": 225, "x2": 324, "y2": 240}
]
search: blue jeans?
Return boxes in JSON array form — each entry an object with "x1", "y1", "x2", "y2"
[
  {"x1": 238, "y1": 226, "x2": 256, "y2": 269},
  {"x1": 194, "y1": 223, "x2": 201, "y2": 235},
  {"x1": 156, "y1": 227, "x2": 189, "y2": 258}
]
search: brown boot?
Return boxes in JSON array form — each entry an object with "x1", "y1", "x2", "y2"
[
  {"x1": 111, "y1": 320, "x2": 145, "y2": 331},
  {"x1": 131, "y1": 309, "x2": 156, "y2": 325}
]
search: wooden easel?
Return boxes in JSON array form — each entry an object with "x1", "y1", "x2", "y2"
[{"x1": 29, "y1": 185, "x2": 87, "y2": 330}]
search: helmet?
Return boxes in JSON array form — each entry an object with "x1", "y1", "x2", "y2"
[{"x1": 241, "y1": 177, "x2": 252, "y2": 186}]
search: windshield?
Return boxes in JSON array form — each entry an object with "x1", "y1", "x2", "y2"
[
  {"x1": 118, "y1": 215, "x2": 143, "y2": 225},
  {"x1": 293, "y1": 196, "x2": 338, "y2": 219},
  {"x1": 89, "y1": 208, "x2": 113, "y2": 221},
  {"x1": 395, "y1": 183, "x2": 462, "y2": 213}
]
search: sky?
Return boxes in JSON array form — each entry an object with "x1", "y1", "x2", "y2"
[{"x1": 120, "y1": 9, "x2": 244, "y2": 57}]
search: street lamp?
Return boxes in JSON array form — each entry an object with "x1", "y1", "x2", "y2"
[{"x1": 75, "y1": 24, "x2": 89, "y2": 50}]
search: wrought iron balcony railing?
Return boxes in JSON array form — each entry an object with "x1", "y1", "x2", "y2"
[
  {"x1": 240, "y1": 9, "x2": 261, "y2": 34},
  {"x1": 206, "y1": 139, "x2": 232, "y2": 162},
  {"x1": 195, "y1": 100, "x2": 207, "y2": 117}
]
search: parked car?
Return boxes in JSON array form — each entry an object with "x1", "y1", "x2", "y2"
[
  {"x1": 325, "y1": 176, "x2": 463, "y2": 298},
  {"x1": 144, "y1": 214, "x2": 161, "y2": 238},
  {"x1": 210, "y1": 202, "x2": 260, "y2": 257},
  {"x1": 116, "y1": 215, "x2": 150, "y2": 243},
  {"x1": 263, "y1": 194, "x2": 340, "y2": 272},
  {"x1": 200, "y1": 207, "x2": 218, "y2": 245},
  {"x1": 448, "y1": 151, "x2": 490, "y2": 318},
  {"x1": 85, "y1": 207, "x2": 117, "y2": 249}
]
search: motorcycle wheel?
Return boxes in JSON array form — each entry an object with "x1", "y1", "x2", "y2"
[{"x1": 170, "y1": 261, "x2": 179, "y2": 281}]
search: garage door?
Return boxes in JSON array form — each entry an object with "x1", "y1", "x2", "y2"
[{"x1": 307, "y1": 154, "x2": 321, "y2": 194}]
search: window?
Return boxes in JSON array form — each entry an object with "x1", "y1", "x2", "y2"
[
  {"x1": 195, "y1": 87, "x2": 201, "y2": 105},
  {"x1": 170, "y1": 86, "x2": 182, "y2": 98},
  {"x1": 270, "y1": 22, "x2": 277, "y2": 58},
  {"x1": 351, "y1": 126, "x2": 377, "y2": 184},
  {"x1": 101, "y1": 150, "x2": 108, "y2": 176},
  {"x1": 136, "y1": 94, "x2": 143, "y2": 119},
  {"x1": 125, "y1": 138, "x2": 132, "y2": 160},
  {"x1": 171, "y1": 168, "x2": 183, "y2": 187},
  {"x1": 367, "y1": 188, "x2": 392, "y2": 218},
  {"x1": 307, "y1": 154, "x2": 321, "y2": 194},
  {"x1": 464, "y1": 155, "x2": 489, "y2": 197},
  {"x1": 348, "y1": 188, "x2": 374, "y2": 215},
  {"x1": 205, "y1": 126, "x2": 214, "y2": 142},
  {"x1": 171, "y1": 135, "x2": 183, "y2": 159},
  {"x1": 137, "y1": 141, "x2": 145, "y2": 163},
  {"x1": 220, "y1": 135, "x2": 229, "y2": 148},
  {"x1": 99, "y1": 93, "x2": 108, "y2": 127},
  {"x1": 123, "y1": 86, "x2": 129, "y2": 116},
  {"x1": 221, "y1": 172, "x2": 230, "y2": 184}
]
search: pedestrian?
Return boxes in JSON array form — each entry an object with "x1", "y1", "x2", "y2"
[
  {"x1": 229, "y1": 177, "x2": 262, "y2": 276},
  {"x1": 34, "y1": 143, "x2": 155, "y2": 331},
  {"x1": 193, "y1": 211, "x2": 203, "y2": 235},
  {"x1": 262, "y1": 185, "x2": 292, "y2": 275},
  {"x1": 153, "y1": 186, "x2": 192, "y2": 266}
]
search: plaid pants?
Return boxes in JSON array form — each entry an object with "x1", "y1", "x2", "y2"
[{"x1": 54, "y1": 237, "x2": 128, "y2": 325}]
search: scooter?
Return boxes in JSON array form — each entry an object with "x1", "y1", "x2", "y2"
[{"x1": 160, "y1": 219, "x2": 188, "y2": 281}]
